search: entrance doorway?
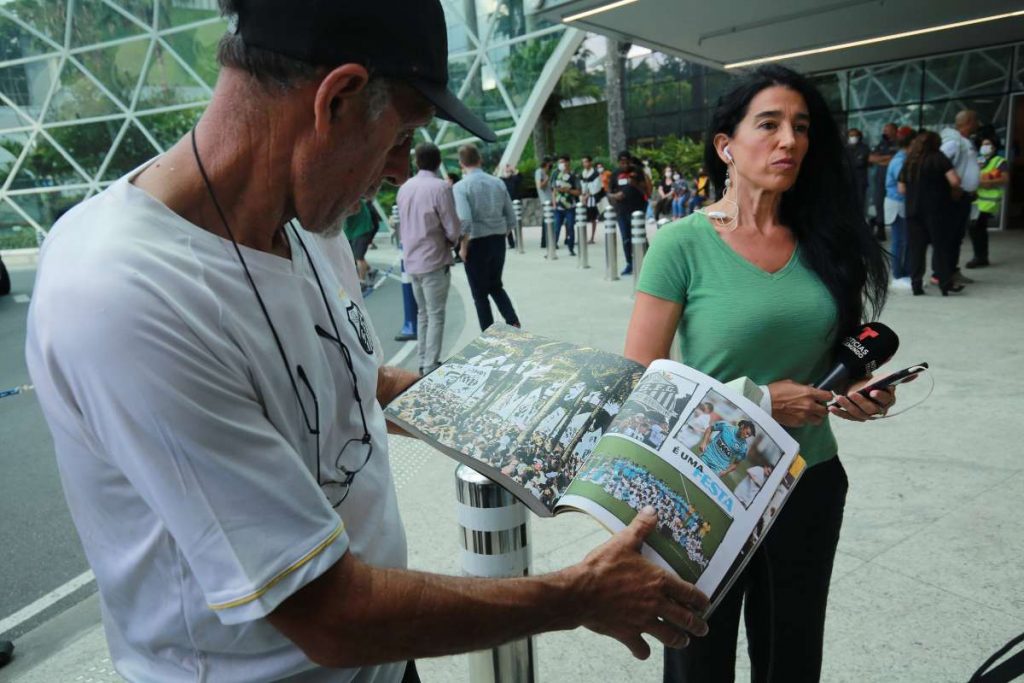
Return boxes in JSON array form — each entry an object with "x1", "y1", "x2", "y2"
[{"x1": 1006, "y1": 94, "x2": 1024, "y2": 229}]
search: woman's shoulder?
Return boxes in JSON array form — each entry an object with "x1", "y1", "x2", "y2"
[{"x1": 651, "y1": 213, "x2": 715, "y2": 247}]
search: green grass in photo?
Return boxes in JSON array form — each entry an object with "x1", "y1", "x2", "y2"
[{"x1": 566, "y1": 436, "x2": 733, "y2": 582}]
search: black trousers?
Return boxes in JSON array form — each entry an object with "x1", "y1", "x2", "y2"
[
  {"x1": 464, "y1": 233, "x2": 520, "y2": 331},
  {"x1": 664, "y1": 457, "x2": 848, "y2": 683},
  {"x1": 402, "y1": 661, "x2": 420, "y2": 683},
  {"x1": 950, "y1": 194, "x2": 972, "y2": 271},
  {"x1": 908, "y1": 213, "x2": 955, "y2": 289},
  {"x1": 970, "y1": 211, "x2": 992, "y2": 263}
]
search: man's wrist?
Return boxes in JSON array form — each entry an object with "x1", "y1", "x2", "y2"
[{"x1": 545, "y1": 565, "x2": 592, "y2": 631}]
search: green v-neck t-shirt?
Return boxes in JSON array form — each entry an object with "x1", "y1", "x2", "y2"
[{"x1": 637, "y1": 213, "x2": 839, "y2": 467}]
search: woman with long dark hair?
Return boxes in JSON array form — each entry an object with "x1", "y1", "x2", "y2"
[
  {"x1": 624, "y1": 65, "x2": 895, "y2": 682},
  {"x1": 899, "y1": 130, "x2": 963, "y2": 295}
]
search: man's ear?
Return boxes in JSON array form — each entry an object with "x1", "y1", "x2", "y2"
[{"x1": 313, "y1": 64, "x2": 371, "y2": 134}]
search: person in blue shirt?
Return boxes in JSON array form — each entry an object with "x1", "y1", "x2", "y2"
[
  {"x1": 697, "y1": 419, "x2": 755, "y2": 476},
  {"x1": 884, "y1": 126, "x2": 915, "y2": 284}
]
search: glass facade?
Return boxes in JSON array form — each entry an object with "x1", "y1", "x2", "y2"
[
  {"x1": 0, "y1": 0, "x2": 222, "y2": 248},
  {"x1": 622, "y1": 41, "x2": 1023, "y2": 160},
  {"x1": 0, "y1": 0, "x2": 565, "y2": 247}
]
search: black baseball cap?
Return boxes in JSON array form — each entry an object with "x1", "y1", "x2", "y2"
[{"x1": 232, "y1": 0, "x2": 497, "y2": 142}]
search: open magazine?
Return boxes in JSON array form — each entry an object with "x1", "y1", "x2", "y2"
[{"x1": 384, "y1": 324, "x2": 806, "y2": 612}]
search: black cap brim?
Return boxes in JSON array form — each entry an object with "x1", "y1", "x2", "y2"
[{"x1": 409, "y1": 78, "x2": 497, "y2": 143}]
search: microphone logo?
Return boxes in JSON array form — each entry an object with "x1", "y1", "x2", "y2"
[
  {"x1": 858, "y1": 327, "x2": 880, "y2": 342},
  {"x1": 842, "y1": 336, "x2": 871, "y2": 360}
]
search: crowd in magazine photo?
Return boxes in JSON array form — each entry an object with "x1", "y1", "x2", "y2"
[
  {"x1": 385, "y1": 325, "x2": 644, "y2": 511},
  {"x1": 577, "y1": 457, "x2": 713, "y2": 570},
  {"x1": 607, "y1": 370, "x2": 697, "y2": 450},
  {"x1": 389, "y1": 375, "x2": 577, "y2": 505}
]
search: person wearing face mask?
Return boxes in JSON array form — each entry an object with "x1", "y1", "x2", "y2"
[
  {"x1": 845, "y1": 128, "x2": 871, "y2": 224},
  {"x1": 625, "y1": 65, "x2": 893, "y2": 682},
  {"x1": 551, "y1": 153, "x2": 581, "y2": 256},
  {"x1": 670, "y1": 172, "x2": 690, "y2": 219},
  {"x1": 968, "y1": 137, "x2": 1009, "y2": 268},
  {"x1": 656, "y1": 165, "x2": 676, "y2": 219}
]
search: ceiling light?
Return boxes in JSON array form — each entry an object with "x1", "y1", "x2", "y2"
[
  {"x1": 725, "y1": 9, "x2": 1024, "y2": 69},
  {"x1": 562, "y1": 0, "x2": 641, "y2": 24}
]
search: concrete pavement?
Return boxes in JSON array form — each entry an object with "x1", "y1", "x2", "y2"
[{"x1": 4, "y1": 224, "x2": 1024, "y2": 682}]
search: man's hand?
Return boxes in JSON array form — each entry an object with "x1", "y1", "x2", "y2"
[
  {"x1": 459, "y1": 240, "x2": 469, "y2": 263},
  {"x1": 378, "y1": 365, "x2": 420, "y2": 433},
  {"x1": 767, "y1": 379, "x2": 833, "y2": 427},
  {"x1": 569, "y1": 507, "x2": 709, "y2": 659}
]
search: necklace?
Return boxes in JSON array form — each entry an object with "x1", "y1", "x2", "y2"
[{"x1": 189, "y1": 125, "x2": 373, "y2": 507}]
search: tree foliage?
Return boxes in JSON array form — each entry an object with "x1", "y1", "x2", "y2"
[{"x1": 634, "y1": 135, "x2": 706, "y2": 180}]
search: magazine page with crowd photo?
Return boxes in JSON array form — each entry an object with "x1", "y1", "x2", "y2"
[
  {"x1": 384, "y1": 324, "x2": 646, "y2": 516},
  {"x1": 555, "y1": 359, "x2": 800, "y2": 608}
]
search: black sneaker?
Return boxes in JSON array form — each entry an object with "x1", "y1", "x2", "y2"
[{"x1": 965, "y1": 259, "x2": 989, "y2": 269}]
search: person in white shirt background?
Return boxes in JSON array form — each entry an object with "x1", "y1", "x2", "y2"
[{"x1": 939, "y1": 109, "x2": 980, "y2": 286}]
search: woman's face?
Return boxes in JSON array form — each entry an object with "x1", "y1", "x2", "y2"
[{"x1": 721, "y1": 85, "x2": 810, "y2": 194}]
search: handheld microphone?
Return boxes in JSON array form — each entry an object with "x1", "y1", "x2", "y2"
[{"x1": 814, "y1": 322, "x2": 899, "y2": 392}]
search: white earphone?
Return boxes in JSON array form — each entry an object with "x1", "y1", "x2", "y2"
[{"x1": 724, "y1": 146, "x2": 733, "y2": 163}]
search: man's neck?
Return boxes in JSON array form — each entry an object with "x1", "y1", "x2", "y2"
[{"x1": 132, "y1": 77, "x2": 296, "y2": 255}]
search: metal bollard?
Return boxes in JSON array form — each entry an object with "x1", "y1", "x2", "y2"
[
  {"x1": 543, "y1": 204, "x2": 557, "y2": 260},
  {"x1": 456, "y1": 466, "x2": 536, "y2": 683},
  {"x1": 631, "y1": 210, "x2": 646, "y2": 293},
  {"x1": 604, "y1": 207, "x2": 619, "y2": 281},
  {"x1": 575, "y1": 204, "x2": 590, "y2": 269},
  {"x1": 513, "y1": 199, "x2": 525, "y2": 254}
]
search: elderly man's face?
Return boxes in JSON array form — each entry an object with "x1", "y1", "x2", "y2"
[{"x1": 294, "y1": 81, "x2": 434, "y2": 235}]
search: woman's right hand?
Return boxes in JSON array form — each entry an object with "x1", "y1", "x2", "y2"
[{"x1": 767, "y1": 380, "x2": 833, "y2": 427}]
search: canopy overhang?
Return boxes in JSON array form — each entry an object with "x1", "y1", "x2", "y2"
[{"x1": 536, "y1": 0, "x2": 1024, "y2": 73}]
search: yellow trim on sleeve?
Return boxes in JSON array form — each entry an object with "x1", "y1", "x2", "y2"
[{"x1": 208, "y1": 522, "x2": 346, "y2": 611}]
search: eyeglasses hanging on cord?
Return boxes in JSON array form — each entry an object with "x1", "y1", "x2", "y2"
[{"x1": 190, "y1": 126, "x2": 372, "y2": 507}]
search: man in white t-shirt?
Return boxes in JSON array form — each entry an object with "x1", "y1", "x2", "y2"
[{"x1": 25, "y1": 2, "x2": 708, "y2": 682}]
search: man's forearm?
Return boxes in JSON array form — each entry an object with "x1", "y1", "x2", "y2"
[
  {"x1": 273, "y1": 553, "x2": 583, "y2": 668},
  {"x1": 343, "y1": 561, "x2": 580, "y2": 665}
]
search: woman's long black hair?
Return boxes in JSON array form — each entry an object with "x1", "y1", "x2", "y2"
[{"x1": 703, "y1": 64, "x2": 888, "y2": 338}]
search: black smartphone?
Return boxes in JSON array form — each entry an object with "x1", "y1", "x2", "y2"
[
  {"x1": 856, "y1": 362, "x2": 928, "y2": 396},
  {"x1": 826, "y1": 362, "x2": 928, "y2": 407}
]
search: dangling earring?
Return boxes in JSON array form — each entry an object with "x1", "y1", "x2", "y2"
[{"x1": 703, "y1": 166, "x2": 739, "y2": 231}]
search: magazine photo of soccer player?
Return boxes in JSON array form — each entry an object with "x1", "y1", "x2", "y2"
[{"x1": 673, "y1": 390, "x2": 783, "y2": 506}]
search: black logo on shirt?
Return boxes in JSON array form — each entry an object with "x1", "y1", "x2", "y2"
[{"x1": 346, "y1": 302, "x2": 374, "y2": 355}]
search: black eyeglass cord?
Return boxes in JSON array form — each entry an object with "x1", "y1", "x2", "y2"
[{"x1": 189, "y1": 125, "x2": 372, "y2": 502}]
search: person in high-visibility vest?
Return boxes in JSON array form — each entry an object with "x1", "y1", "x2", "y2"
[{"x1": 968, "y1": 137, "x2": 1009, "y2": 268}]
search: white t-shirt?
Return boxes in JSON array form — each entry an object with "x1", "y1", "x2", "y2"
[
  {"x1": 734, "y1": 466, "x2": 769, "y2": 507},
  {"x1": 940, "y1": 127, "x2": 980, "y2": 193},
  {"x1": 26, "y1": 169, "x2": 407, "y2": 682}
]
